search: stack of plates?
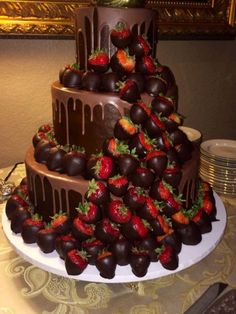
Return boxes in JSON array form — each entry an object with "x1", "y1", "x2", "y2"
[{"x1": 200, "y1": 139, "x2": 236, "y2": 197}]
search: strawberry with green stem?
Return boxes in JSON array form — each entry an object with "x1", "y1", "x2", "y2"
[
  {"x1": 76, "y1": 201, "x2": 101, "y2": 224},
  {"x1": 86, "y1": 179, "x2": 110, "y2": 205},
  {"x1": 157, "y1": 244, "x2": 179, "y2": 270},
  {"x1": 107, "y1": 199, "x2": 132, "y2": 224},
  {"x1": 21, "y1": 213, "x2": 44, "y2": 243},
  {"x1": 122, "y1": 215, "x2": 149, "y2": 241},
  {"x1": 110, "y1": 49, "x2": 135, "y2": 76},
  {"x1": 110, "y1": 22, "x2": 132, "y2": 48},
  {"x1": 88, "y1": 49, "x2": 110, "y2": 73},
  {"x1": 117, "y1": 80, "x2": 140, "y2": 103},
  {"x1": 107, "y1": 174, "x2": 129, "y2": 197},
  {"x1": 51, "y1": 211, "x2": 71, "y2": 235},
  {"x1": 130, "y1": 100, "x2": 151, "y2": 125},
  {"x1": 129, "y1": 131, "x2": 156, "y2": 158},
  {"x1": 114, "y1": 116, "x2": 138, "y2": 141},
  {"x1": 63, "y1": 145, "x2": 87, "y2": 176},
  {"x1": 65, "y1": 249, "x2": 88, "y2": 275},
  {"x1": 87, "y1": 153, "x2": 115, "y2": 180},
  {"x1": 102, "y1": 137, "x2": 130, "y2": 159}
]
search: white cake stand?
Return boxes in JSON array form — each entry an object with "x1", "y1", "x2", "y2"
[{"x1": 2, "y1": 192, "x2": 227, "y2": 283}]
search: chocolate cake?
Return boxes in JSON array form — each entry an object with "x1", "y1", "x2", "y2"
[{"x1": 5, "y1": 3, "x2": 217, "y2": 279}]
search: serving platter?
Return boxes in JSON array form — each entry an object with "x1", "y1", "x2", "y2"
[{"x1": 1, "y1": 192, "x2": 227, "y2": 283}]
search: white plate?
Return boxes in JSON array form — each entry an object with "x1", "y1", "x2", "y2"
[
  {"x1": 201, "y1": 139, "x2": 236, "y2": 161},
  {"x1": 1, "y1": 192, "x2": 227, "y2": 284}
]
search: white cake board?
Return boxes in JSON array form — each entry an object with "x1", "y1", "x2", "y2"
[{"x1": 1, "y1": 192, "x2": 227, "y2": 283}]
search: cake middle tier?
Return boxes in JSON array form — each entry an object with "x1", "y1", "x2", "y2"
[{"x1": 52, "y1": 81, "x2": 152, "y2": 155}]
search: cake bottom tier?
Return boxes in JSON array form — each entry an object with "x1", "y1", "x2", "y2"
[{"x1": 25, "y1": 146, "x2": 200, "y2": 222}]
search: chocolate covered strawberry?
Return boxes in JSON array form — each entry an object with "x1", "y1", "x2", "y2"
[
  {"x1": 137, "y1": 198, "x2": 160, "y2": 221},
  {"x1": 129, "y1": 131, "x2": 155, "y2": 158},
  {"x1": 151, "y1": 95, "x2": 174, "y2": 117},
  {"x1": 81, "y1": 71, "x2": 101, "y2": 92},
  {"x1": 63, "y1": 146, "x2": 87, "y2": 176},
  {"x1": 126, "y1": 72, "x2": 145, "y2": 93},
  {"x1": 130, "y1": 100, "x2": 151, "y2": 125},
  {"x1": 10, "y1": 206, "x2": 32, "y2": 234},
  {"x1": 86, "y1": 154, "x2": 115, "y2": 180},
  {"x1": 21, "y1": 214, "x2": 44, "y2": 243},
  {"x1": 107, "y1": 174, "x2": 129, "y2": 197},
  {"x1": 117, "y1": 80, "x2": 140, "y2": 103},
  {"x1": 123, "y1": 186, "x2": 146, "y2": 210},
  {"x1": 101, "y1": 72, "x2": 120, "y2": 92},
  {"x1": 86, "y1": 179, "x2": 110, "y2": 205},
  {"x1": 38, "y1": 124, "x2": 52, "y2": 134},
  {"x1": 46, "y1": 146, "x2": 66, "y2": 172},
  {"x1": 65, "y1": 249, "x2": 88, "y2": 275},
  {"x1": 95, "y1": 250, "x2": 117, "y2": 279},
  {"x1": 192, "y1": 209, "x2": 212, "y2": 234},
  {"x1": 144, "y1": 112, "x2": 165, "y2": 138},
  {"x1": 6, "y1": 191, "x2": 29, "y2": 220},
  {"x1": 110, "y1": 22, "x2": 132, "y2": 48},
  {"x1": 135, "y1": 55, "x2": 155, "y2": 75},
  {"x1": 158, "y1": 244, "x2": 179, "y2": 270},
  {"x1": 149, "y1": 180, "x2": 173, "y2": 202},
  {"x1": 199, "y1": 194, "x2": 217, "y2": 221},
  {"x1": 145, "y1": 150, "x2": 167, "y2": 176},
  {"x1": 130, "y1": 247, "x2": 151, "y2": 277},
  {"x1": 157, "y1": 228, "x2": 182, "y2": 254},
  {"x1": 55, "y1": 234, "x2": 79, "y2": 260},
  {"x1": 163, "y1": 195, "x2": 182, "y2": 217},
  {"x1": 111, "y1": 236, "x2": 132, "y2": 266},
  {"x1": 163, "y1": 112, "x2": 184, "y2": 132},
  {"x1": 107, "y1": 199, "x2": 132, "y2": 224},
  {"x1": 175, "y1": 141, "x2": 192, "y2": 163},
  {"x1": 110, "y1": 49, "x2": 135, "y2": 76},
  {"x1": 51, "y1": 211, "x2": 71, "y2": 235},
  {"x1": 81, "y1": 237, "x2": 104, "y2": 265},
  {"x1": 88, "y1": 49, "x2": 109, "y2": 73},
  {"x1": 34, "y1": 139, "x2": 56, "y2": 164},
  {"x1": 129, "y1": 35, "x2": 151, "y2": 57},
  {"x1": 129, "y1": 166, "x2": 154, "y2": 189},
  {"x1": 176, "y1": 220, "x2": 202, "y2": 245},
  {"x1": 145, "y1": 75, "x2": 167, "y2": 96},
  {"x1": 139, "y1": 236, "x2": 160, "y2": 262},
  {"x1": 72, "y1": 217, "x2": 94, "y2": 241},
  {"x1": 156, "y1": 64, "x2": 176, "y2": 89},
  {"x1": 150, "y1": 214, "x2": 171, "y2": 236},
  {"x1": 76, "y1": 201, "x2": 101, "y2": 224},
  {"x1": 162, "y1": 163, "x2": 182, "y2": 188},
  {"x1": 117, "y1": 149, "x2": 139, "y2": 176},
  {"x1": 155, "y1": 132, "x2": 173, "y2": 151},
  {"x1": 114, "y1": 116, "x2": 138, "y2": 141},
  {"x1": 61, "y1": 63, "x2": 83, "y2": 88},
  {"x1": 36, "y1": 224, "x2": 57, "y2": 253},
  {"x1": 122, "y1": 215, "x2": 149, "y2": 241},
  {"x1": 94, "y1": 218, "x2": 120, "y2": 243},
  {"x1": 103, "y1": 137, "x2": 129, "y2": 159}
]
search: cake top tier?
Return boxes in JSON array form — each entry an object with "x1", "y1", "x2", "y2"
[{"x1": 75, "y1": 6, "x2": 157, "y2": 70}]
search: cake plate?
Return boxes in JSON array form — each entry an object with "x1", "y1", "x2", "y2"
[{"x1": 2, "y1": 192, "x2": 227, "y2": 283}]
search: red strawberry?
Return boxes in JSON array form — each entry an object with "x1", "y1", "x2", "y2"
[
  {"x1": 164, "y1": 112, "x2": 184, "y2": 132},
  {"x1": 51, "y1": 211, "x2": 71, "y2": 235},
  {"x1": 86, "y1": 179, "x2": 110, "y2": 205},
  {"x1": 110, "y1": 22, "x2": 132, "y2": 49},
  {"x1": 65, "y1": 249, "x2": 88, "y2": 275},
  {"x1": 88, "y1": 49, "x2": 109, "y2": 73},
  {"x1": 156, "y1": 132, "x2": 173, "y2": 151},
  {"x1": 95, "y1": 250, "x2": 117, "y2": 279},
  {"x1": 94, "y1": 218, "x2": 120, "y2": 244},
  {"x1": 158, "y1": 244, "x2": 179, "y2": 270},
  {"x1": 145, "y1": 75, "x2": 167, "y2": 97},
  {"x1": 6, "y1": 192, "x2": 29, "y2": 220},
  {"x1": 72, "y1": 217, "x2": 94, "y2": 241},
  {"x1": 107, "y1": 174, "x2": 129, "y2": 197},
  {"x1": 200, "y1": 195, "x2": 217, "y2": 221},
  {"x1": 61, "y1": 63, "x2": 83, "y2": 88},
  {"x1": 150, "y1": 214, "x2": 171, "y2": 236},
  {"x1": 21, "y1": 214, "x2": 44, "y2": 243},
  {"x1": 76, "y1": 201, "x2": 101, "y2": 224},
  {"x1": 114, "y1": 116, "x2": 138, "y2": 141},
  {"x1": 110, "y1": 49, "x2": 135, "y2": 75},
  {"x1": 107, "y1": 199, "x2": 132, "y2": 224},
  {"x1": 130, "y1": 247, "x2": 151, "y2": 277},
  {"x1": 130, "y1": 100, "x2": 151, "y2": 125},
  {"x1": 145, "y1": 150, "x2": 167, "y2": 176},
  {"x1": 172, "y1": 211, "x2": 189, "y2": 227},
  {"x1": 117, "y1": 80, "x2": 140, "y2": 103},
  {"x1": 87, "y1": 154, "x2": 115, "y2": 180},
  {"x1": 38, "y1": 124, "x2": 52, "y2": 133},
  {"x1": 122, "y1": 215, "x2": 149, "y2": 241},
  {"x1": 135, "y1": 55, "x2": 156, "y2": 75},
  {"x1": 129, "y1": 35, "x2": 151, "y2": 57}
]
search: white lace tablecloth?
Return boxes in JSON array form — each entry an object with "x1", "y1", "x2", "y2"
[{"x1": 0, "y1": 164, "x2": 236, "y2": 314}]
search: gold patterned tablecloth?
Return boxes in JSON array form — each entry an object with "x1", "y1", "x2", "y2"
[{"x1": 0, "y1": 164, "x2": 236, "y2": 314}]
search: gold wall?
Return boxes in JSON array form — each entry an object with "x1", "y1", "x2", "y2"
[{"x1": 0, "y1": 39, "x2": 236, "y2": 168}]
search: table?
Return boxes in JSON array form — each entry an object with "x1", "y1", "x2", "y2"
[{"x1": 0, "y1": 163, "x2": 236, "y2": 314}]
